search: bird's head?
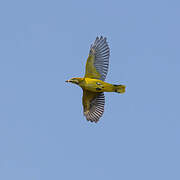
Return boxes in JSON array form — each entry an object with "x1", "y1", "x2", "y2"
[{"x1": 65, "y1": 77, "x2": 83, "y2": 85}]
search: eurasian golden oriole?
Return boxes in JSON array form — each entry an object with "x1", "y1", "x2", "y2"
[{"x1": 66, "y1": 36, "x2": 125, "y2": 123}]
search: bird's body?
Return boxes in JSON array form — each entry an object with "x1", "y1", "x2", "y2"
[
  {"x1": 82, "y1": 78, "x2": 113, "y2": 92},
  {"x1": 66, "y1": 36, "x2": 125, "y2": 122},
  {"x1": 76, "y1": 77, "x2": 125, "y2": 93}
]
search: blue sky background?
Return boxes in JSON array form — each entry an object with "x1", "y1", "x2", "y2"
[{"x1": 0, "y1": 0, "x2": 180, "y2": 179}]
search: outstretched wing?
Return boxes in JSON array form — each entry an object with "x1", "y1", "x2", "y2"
[
  {"x1": 82, "y1": 90, "x2": 105, "y2": 123},
  {"x1": 84, "y1": 36, "x2": 110, "y2": 81}
]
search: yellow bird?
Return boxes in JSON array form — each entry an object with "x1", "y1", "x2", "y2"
[{"x1": 66, "y1": 36, "x2": 126, "y2": 123}]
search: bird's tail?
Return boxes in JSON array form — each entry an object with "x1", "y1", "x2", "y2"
[{"x1": 113, "y1": 84, "x2": 126, "y2": 93}]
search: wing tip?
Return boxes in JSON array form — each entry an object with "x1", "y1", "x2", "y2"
[
  {"x1": 93, "y1": 36, "x2": 107, "y2": 45},
  {"x1": 95, "y1": 35, "x2": 107, "y2": 42},
  {"x1": 84, "y1": 111, "x2": 100, "y2": 123},
  {"x1": 90, "y1": 36, "x2": 109, "y2": 54}
]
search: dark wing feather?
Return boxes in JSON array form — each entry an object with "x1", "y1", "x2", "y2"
[
  {"x1": 85, "y1": 36, "x2": 110, "y2": 81},
  {"x1": 82, "y1": 90, "x2": 105, "y2": 123}
]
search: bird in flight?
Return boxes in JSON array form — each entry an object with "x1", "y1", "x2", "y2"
[{"x1": 66, "y1": 36, "x2": 126, "y2": 123}]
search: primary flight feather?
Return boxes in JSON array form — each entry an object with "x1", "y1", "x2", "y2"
[{"x1": 66, "y1": 36, "x2": 126, "y2": 123}]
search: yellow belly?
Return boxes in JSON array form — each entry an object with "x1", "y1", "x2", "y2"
[{"x1": 80, "y1": 78, "x2": 114, "y2": 92}]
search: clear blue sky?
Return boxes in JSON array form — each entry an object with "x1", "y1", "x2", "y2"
[{"x1": 0, "y1": 0, "x2": 180, "y2": 179}]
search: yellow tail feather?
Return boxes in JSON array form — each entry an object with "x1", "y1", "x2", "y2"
[{"x1": 114, "y1": 85, "x2": 126, "y2": 93}]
